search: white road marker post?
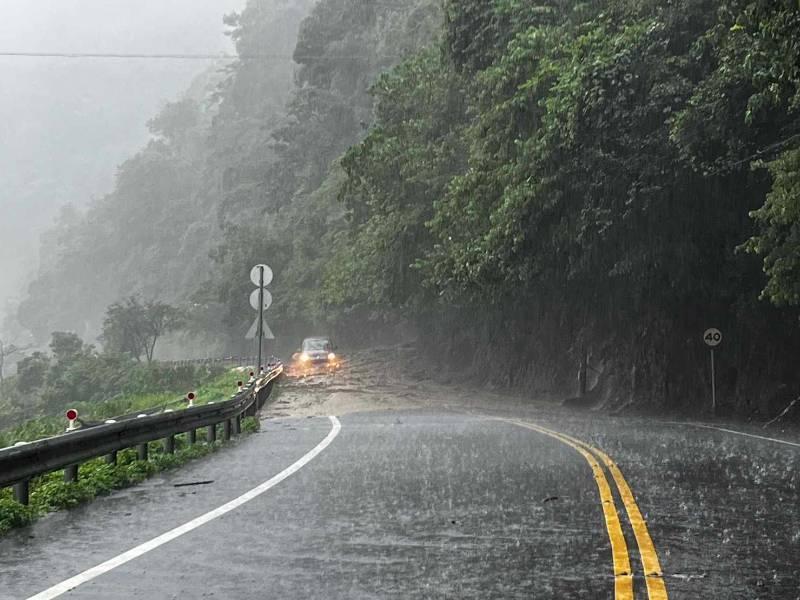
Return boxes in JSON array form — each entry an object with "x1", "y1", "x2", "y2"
[
  {"x1": 65, "y1": 409, "x2": 78, "y2": 432},
  {"x1": 703, "y1": 328, "x2": 723, "y2": 417}
]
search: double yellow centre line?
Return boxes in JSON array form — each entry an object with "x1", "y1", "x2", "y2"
[{"x1": 500, "y1": 418, "x2": 668, "y2": 600}]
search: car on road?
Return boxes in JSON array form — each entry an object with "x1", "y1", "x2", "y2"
[{"x1": 290, "y1": 337, "x2": 339, "y2": 376}]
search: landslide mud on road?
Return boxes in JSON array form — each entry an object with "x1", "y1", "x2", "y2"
[
  {"x1": 266, "y1": 343, "x2": 564, "y2": 418},
  {"x1": 266, "y1": 344, "x2": 485, "y2": 418}
]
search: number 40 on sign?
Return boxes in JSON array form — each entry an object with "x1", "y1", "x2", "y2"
[
  {"x1": 703, "y1": 327, "x2": 722, "y2": 416},
  {"x1": 704, "y1": 328, "x2": 722, "y2": 347}
]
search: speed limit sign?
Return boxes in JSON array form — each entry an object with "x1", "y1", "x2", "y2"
[
  {"x1": 703, "y1": 328, "x2": 722, "y2": 416},
  {"x1": 703, "y1": 328, "x2": 722, "y2": 347}
]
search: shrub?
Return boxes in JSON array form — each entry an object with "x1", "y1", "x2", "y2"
[
  {"x1": 0, "y1": 498, "x2": 34, "y2": 533},
  {"x1": 242, "y1": 416, "x2": 260, "y2": 434}
]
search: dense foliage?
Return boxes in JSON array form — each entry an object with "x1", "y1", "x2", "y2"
[
  {"x1": 101, "y1": 297, "x2": 183, "y2": 362},
  {"x1": 329, "y1": 0, "x2": 800, "y2": 413},
  {"x1": 0, "y1": 416, "x2": 260, "y2": 535},
  {"x1": 0, "y1": 331, "x2": 225, "y2": 433},
  {"x1": 11, "y1": 0, "x2": 800, "y2": 415}
]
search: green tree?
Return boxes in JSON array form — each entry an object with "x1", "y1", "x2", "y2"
[
  {"x1": 16, "y1": 352, "x2": 50, "y2": 394},
  {"x1": 329, "y1": 47, "x2": 468, "y2": 311},
  {"x1": 671, "y1": 0, "x2": 800, "y2": 307},
  {"x1": 101, "y1": 298, "x2": 183, "y2": 363},
  {"x1": 745, "y1": 148, "x2": 800, "y2": 306},
  {"x1": 0, "y1": 339, "x2": 28, "y2": 392},
  {"x1": 49, "y1": 332, "x2": 88, "y2": 365}
]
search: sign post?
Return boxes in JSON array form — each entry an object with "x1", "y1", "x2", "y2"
[
  {"x1": 703, "y1": 328, "x2": 722, "y2": 417},
  {"x1": 247, "y1": 264, "x2": 274, "y2": 372},
  {"x1": 257, "y1": 266, "x2": 264, "y2": 374}
]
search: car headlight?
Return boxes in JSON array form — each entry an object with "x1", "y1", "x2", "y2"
[
  {"x1": 300, "y1": 352, "x2": 311, "y2": 362},
  {"x1": 328, "y1": 352, "x2": 336, "y2": 361}
]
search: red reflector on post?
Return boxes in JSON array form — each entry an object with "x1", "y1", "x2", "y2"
[{"x1": 66, "y1": 409, "x2": 78, "y2": 421}]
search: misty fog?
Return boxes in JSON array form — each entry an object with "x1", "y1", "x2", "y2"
[{"x1": 0, "y1": 0, "x2": 245, "y2": 325}]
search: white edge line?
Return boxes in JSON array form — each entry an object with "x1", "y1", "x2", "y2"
[
  {"x1": 665, "y1": 421, "x2": 800, "y2": 448},
  {"x1": 26, "y1": 415, "x2": 342, "y2": 600}
]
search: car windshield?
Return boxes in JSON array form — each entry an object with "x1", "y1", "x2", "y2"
[{"x1": 302, "y1": 339, "x2": 330, "y2": 352}]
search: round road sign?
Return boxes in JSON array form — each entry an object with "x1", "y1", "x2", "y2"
[
  {"x1": 703, "y1": 328, "x2": 722, "y2": 347},
  {"x1": 249, "y1": 289, "x2": 273, "y2": 310},
  {"x1": 65, "y1": 408, "x2": 78, "y2": 421},
  {"x1": 250, "y1": 264, "x2": 273, "y2": 287}
]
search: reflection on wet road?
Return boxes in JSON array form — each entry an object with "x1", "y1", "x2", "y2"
[{"x1": 1, "y1": 354, "x2": 799, "y2": 599}]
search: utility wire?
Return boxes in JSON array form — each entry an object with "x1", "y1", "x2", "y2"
[
  {"x1": 0, "y1": 51, "x2": 401, "y2": 61},
  {"x1": 728, "y1": 132, "x2": 800, "y2": 167},
  {"x1": 705, "y1": 131, "x2": 800, "y2": 175}
]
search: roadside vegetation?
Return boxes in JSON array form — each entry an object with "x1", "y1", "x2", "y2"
[
  {"x1": 0, "y1": 322, "x2": 262, "y2": 535},
  {"x1": 0, "y1": 326, "x2": 261, "y2": 535},
  {"x1": 0, "y1": 364, "x2": 244, "y2": 449},
  {"x1": 0, "y1": 330, "x2": 239, "y2": 444},
  {"x1": 0, "y1": 416, "x2": 260, "y2": 535}
]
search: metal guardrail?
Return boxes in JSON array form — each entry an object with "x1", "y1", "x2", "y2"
[
  {"x1": 0, "y1": 364, "x2": 283, "y2": 505},
  {"x1": 159, "y1": 356, "x2": 270, "y2": 367}
]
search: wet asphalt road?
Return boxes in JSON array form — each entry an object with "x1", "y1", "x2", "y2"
[{"x1": 1, "y1": 404, "x2": 799, "y2": 599}]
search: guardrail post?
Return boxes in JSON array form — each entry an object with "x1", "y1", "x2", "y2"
[
  {"x1": 257, "y1": 382, "x2": 273, "y2": 410},
  {"x1": 164, "y1": 434, "x2": 175, "y2": 454},
  {"x1": 13, "y1": 480, "x2": 29, "y2": 506},
  {"x1": 207, "y1": 423, "x2": 217, "y2": 443},
  {"x1": 188, "y1": 429, "x2": 197, "y2": 445},
  {"x1": 223, "y1": 419, "x2": 232, "y2": 441},
  {"x1": 137, "y1": 443, "x2": 148, "y2": 461},
  {"x1": 64, "y1": 464, "x2": 79, "y2": 483},
  {"x1": 233, "y1": 415, "x2": 241, "y2": 435},
  {"x1": 106, "y1": 451, "x2": 117, "y2": 465}
]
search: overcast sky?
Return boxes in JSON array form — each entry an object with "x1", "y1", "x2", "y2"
[{"x1": 0, "y1": 0, "x2": 246, "y2": 328}]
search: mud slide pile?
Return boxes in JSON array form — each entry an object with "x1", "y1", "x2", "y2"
[{"x1": 265, "y1": 343, "x2": 561, "y2": 418}]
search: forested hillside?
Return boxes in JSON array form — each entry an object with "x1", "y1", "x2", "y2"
[
  {"x1": 329, "y1": 0, "x2": 800, "y2": 415},
  {"x1": 17, "y1": 0, "x2": 317, "y2": 347},
  {"x1": 16, "y1": 0, "x2": 800, "y2": 416},
  {"x1": 17, "y1": 0, "x2": 439, "y2": 352}
]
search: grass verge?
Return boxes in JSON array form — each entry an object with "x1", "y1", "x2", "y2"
[{"x1": 0, "y1": 369, "x2": 245, "y2": 448}]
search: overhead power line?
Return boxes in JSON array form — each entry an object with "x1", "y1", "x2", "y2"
[{"x1": 0, "y1": 51, "x2": 401, "y2": 61}]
